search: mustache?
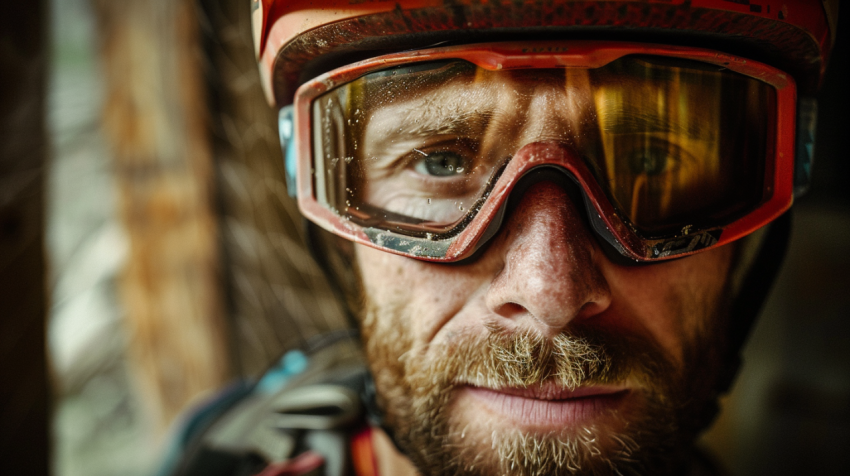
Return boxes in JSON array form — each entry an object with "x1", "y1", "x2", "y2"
[{"x1": 417, "y1": 324, "x2": 662, "y2": 391}]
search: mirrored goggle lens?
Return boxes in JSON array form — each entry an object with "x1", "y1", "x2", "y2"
[{"x1": 311, "y1": 56, "x2": 775, "y2": 240}]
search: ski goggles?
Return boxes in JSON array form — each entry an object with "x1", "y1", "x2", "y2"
[{"x1": 282, "y1": 41, "x2": 800, "y2": 262}]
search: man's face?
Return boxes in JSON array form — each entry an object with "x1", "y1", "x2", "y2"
[{"x1": 351, "y1": 66, "x2": 737, "y2": 476}]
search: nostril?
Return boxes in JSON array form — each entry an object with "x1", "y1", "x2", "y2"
[{"x1": 493, "y1": 302, "x2": 526, "y2": 319}]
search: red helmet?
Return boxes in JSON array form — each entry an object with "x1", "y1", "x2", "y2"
[
  {"x1": 252, "y1": 0, "x2": 837, "y2": 264},
  {"x1": 253, "y1": 0, "x2": 838, "y2": 107},
  {"x1": 250, "y1": 0, "x2": 839, "y2": 411}
]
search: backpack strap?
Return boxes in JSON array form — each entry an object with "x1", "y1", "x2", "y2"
[{"x1": 168, "y1": 336, "x2": 371, "y2": 476}]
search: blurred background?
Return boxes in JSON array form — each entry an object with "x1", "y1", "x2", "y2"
[{"x1": 0, "y1": 0, "x2": 847, "y2": 475}]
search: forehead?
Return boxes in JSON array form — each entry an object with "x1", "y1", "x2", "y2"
[
  {"x1": 362, "y1": 60, "x2": 722, "y2": 107},
  {"x1": 355, "y1": 60, "x2": 725, "y2": 139}
]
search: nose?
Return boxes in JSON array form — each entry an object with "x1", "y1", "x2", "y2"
[{"x1": 483, "y1": 179, "x2": 612, "y2": 338}]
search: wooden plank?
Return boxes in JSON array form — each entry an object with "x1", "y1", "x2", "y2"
[{"x1": 92, "y1": 0, "x2": 231, "y2": 431}]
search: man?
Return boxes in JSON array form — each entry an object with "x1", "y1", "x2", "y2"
[{"x1": 168, "y1": 1, "x2": 838, "y2": 475}]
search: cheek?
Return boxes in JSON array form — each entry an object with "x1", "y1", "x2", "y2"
[
  {"x1": 355, "y1": 244, "x2": 488, "y2": 344},
  {"x1": 604, "y1": 245, "x2": 735, "y2": 365}
]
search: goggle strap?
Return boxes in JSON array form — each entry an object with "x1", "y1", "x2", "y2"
[
  {"x1": 794, "y1": 97, "x2": 818, "y2": 198},
  {"x1": 279, "y1": 105, "x2": 297, "y2": 198}
]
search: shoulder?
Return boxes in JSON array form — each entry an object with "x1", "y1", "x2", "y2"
[{"x1": 161, "y1": 335, "x2": 371, "y2": 476}]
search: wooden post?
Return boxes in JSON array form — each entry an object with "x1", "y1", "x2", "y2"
[
  {"x1": 93, "y1": 0, "x2": 231, "y2": 431},
  {"x1": 0, "y1": 0, "x2": 50, "y2": 473}
]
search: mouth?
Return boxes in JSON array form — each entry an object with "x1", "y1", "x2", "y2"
[{"x1": 458, "y1": 382, "x2": 630, "y2": 429}]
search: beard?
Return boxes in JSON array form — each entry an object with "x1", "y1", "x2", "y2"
[{"x1": 360, "y1": 302, "x2": 726, "y2": 476}]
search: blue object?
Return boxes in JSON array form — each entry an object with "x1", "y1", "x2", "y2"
[
  {"x1": 279, "y1": 105, "x2": 298, "y2": 197},
  {"x1": 154, "y1": 350, "x2": 310, "y2": 475},
  {"x1": 255, "y1": 349, "x2": 309, "y2": 394},
  {"x1": 794, "y1": 97, "x2": 818, "y2": 197}
]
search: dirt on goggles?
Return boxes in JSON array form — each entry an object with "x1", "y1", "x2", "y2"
[{"x1": 310, "y1": 54, "x2": 775, "y2": 247}]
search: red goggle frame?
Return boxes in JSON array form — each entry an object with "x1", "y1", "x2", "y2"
[{"x1": 289, "y1": 41, "x2": 796, "y2": 263}]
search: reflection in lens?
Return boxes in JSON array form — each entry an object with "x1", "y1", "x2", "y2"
[
  {"x1": 592, "y1": 56, "x2": 772, "y2": 236},
  {"x1": 311, "y1": 55, "x2": 773, "y2": 239}
]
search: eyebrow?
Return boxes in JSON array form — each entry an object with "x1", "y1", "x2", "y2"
[
  {"x1": 599, "y1": 111, "x2": 708, "y2": 138},
  {"x1": 403, "y1": 113, "x2": 487, "y2": 138},
  {"x1": 362, "y1": 100, "x2": 493, "y2": 167},
  {"x1": 394, "y1": 105, "x2": 492, "y2": 138}
]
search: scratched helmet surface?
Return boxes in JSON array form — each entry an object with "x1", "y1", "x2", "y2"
[{"x1": 253, "y1": 0, "x2": 837, "y2": 108}]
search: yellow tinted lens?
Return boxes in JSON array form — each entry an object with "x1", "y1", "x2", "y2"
[
  {"x1": 312, "y1": 56, "x2": 774, "y2": 238},
  {"x1": 591, "y1": 56, "x2": 774, "y2": 236}
]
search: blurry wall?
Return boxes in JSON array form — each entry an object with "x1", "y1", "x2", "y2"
[
  {"x1": 48, "y1": 0, "x2": 177, "y2": 473},
  {"x1": 48, "y1": 1, "x2": 347, "y2": 475},
  {"x1": 0, "y1": 1, "x2": 49, "y2": 474}
]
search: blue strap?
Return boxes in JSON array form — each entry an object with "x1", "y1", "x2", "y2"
[
  {"x1": 278, "y1": 105, "x2": 298, "y2": 197},
  {"x1": 255, "y1": 349, "x2": 309, "y2": 394},
  {"x1": 795, "y1": 97, "x2": 818, "y2": 197}
]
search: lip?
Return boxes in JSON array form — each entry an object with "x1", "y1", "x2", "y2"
[{"x1": 459, "y1": 383, "x2": 629, "y2": 429}]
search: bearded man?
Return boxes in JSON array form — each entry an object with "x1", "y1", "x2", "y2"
[{"x1": 165, "y1": 1, "x2": 839, "y2": 475}]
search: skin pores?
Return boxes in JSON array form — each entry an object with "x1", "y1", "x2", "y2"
[{"x1": 355, "y1": 181, "x2": 735, "y2": 476}]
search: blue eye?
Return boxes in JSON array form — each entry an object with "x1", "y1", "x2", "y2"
[{"x1": 413, "y1": 151, "x2": 467, "y2": 177}]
